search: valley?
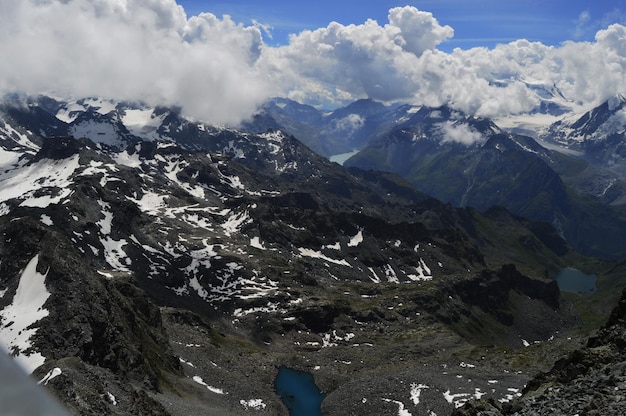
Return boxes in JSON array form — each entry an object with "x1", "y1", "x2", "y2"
[{"x1": 0, "y1": 94, "x2": 624, "y2": 415}]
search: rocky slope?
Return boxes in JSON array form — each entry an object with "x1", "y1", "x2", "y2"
[
  {"x1": 0, "y1": 95, "x2": 612, "y2": 415},
  {"x1": 453, "y1": 287, "x2": 626, "y2": 415}
]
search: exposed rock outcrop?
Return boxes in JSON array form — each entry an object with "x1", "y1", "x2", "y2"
[{"x1": 454, "y1": 288, "x2": 626, "y2": 415}]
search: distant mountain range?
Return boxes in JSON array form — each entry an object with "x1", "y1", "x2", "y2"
[{"x1": 244, "y1": 94, "x2": 626, "y2": 259}]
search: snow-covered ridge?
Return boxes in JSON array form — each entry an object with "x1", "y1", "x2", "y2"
[
  {"x1": 0, "y1": 154, "x2": 79, "y2": 208},
  {"x1": 543, "y1": 93, "x2": 626, "y2": 144}
]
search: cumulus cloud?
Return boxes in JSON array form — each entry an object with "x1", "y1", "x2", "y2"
[
  {"x1": 0, "y1": 0, "x2": 270, "y2": 125},
  {"x1": 331, "y1": 114, "x2": 365, "y2": 133},
  {"x1": 1, "y1": 1, "x2": 625, "y2": 125},
  {"x1": 440, "y1": 122, "x2": 485, "y2": 146},
  {"x1": 261, "y1": 7, "x2": 626, "y2": 118},
  {"x1": 259, "y1": 6, "x2": 453, "y2": 104}
]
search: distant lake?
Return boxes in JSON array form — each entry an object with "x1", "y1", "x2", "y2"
[
  {"x1": 329, "y1": 150, "x2": 359, "y2": 165},
  {"x1": 274, "y1": 366, "x2": 324, "y2": 416},
  {"x1": 554, "y1": 268, "x2": 597, "y2": 294}
]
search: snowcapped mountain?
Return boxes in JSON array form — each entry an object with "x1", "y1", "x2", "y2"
[
  {"x1": 519, "y1": 79, "x2": 572, "y2": 116},
  {"x1": 0, "y1": 95, "x2": 586, "y2": 415},
  {"x1": 543, "y1": 94, "x2": 626, "y2": 169}
]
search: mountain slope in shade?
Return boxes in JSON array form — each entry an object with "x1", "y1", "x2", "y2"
[
  {"x1": 345, "y1": 105, "x2": 626, "y2": 259},
  {"x1": 242, "y1": 97, "x2": 421, "y2": 157}
]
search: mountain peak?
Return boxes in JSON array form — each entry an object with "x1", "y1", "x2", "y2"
[{"x1": 607, "y1": 93, "x2": 626, "y2": 112}]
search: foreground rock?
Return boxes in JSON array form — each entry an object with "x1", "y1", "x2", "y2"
[{"x1": 454, "y1": 288, "x2": 626, "y2": 415}]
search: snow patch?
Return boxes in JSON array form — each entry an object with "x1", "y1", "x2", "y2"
[
  {"x1": 1, "y1": 122, "x2": 39, "y2": 151},
  {"x1": 250, "y1": 236, "x2": 266, "y2": 250},
  {"x1": 443, "y1": 390, "x2": 471, "y2": 408},
  {"x1": 101, "y1": 237, "x2": 130, "y2": 272},
  {"x1": 97, "y1": 200, "x2": 113, "y2": 235},
  {"x1": 348, "y1": 228, "x2": 364, "y2": 247},
  {"x1": 69, "y1": 120, "x2": 126, "y2": 148},
  {"x1": 383, "y1": 264, "x2": 399, "y2": 283},
  {"x1": 113, "y1": 148, "x2": 143, "y2": 168},
  {"x1": 368, "y1": 267, "x2": 381, "y2": 283},
  {"x1": 40, "y1": 214, "x2": 53, "y2": 226},
  {"x1": 97, "y1": 270, "x2": 114, "y2": 279},
  {"x1": 382, "y1": 398, "x2": 413, "y2": 416},
  {"x1": 106, "y1": 392, "x2": 117, "y2": 406},
  {"x1": 321, "y1": 330, "x2": 355, "y2": 348},
  {"x1": 324, "y1": 242, "x2": 341, "y2": 250},
  {"x1": 407, "y1": 258, "x2": 432, "y2": 281},
  {"x1": 122, "y1": 109, "x2": 167, "y2": 141},
  {"x1": 0, "y1": 255, "x2": 51, "y2": 373},
  {"x1": 55, "y1": 102, "x2": 85, "y2": 123},
  {"x1": 38, "y1": 367, "x2": 62, "y2": 385},
  {"x1": 240, "y1": 399, "x2": 267, "y2": 410},
  {"x1": 192, "y1": 376, "x2": 225, "y2": 394},
  {"x1": 298, "y1": 248, "x2": 351, "y2": 267},
  {"x1": 0, "y1": 155, "x2": 79, "y2": 208},
  {"x1": 0, "y1": 147, "x2": 23, "y2": 168},
  {"x1": 162, "y1": 156, "x2": 207, "y2": 199},
  {"x1": 410, "y1": 383, "x2": 429, "y2": 405},
  {"x1": 222, "y1": 210, "x2": 253, "y2": 236}
]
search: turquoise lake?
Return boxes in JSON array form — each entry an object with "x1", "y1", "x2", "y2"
[
  {"x1": 274, "y1": 366, "x2": 324, "y2": 416},
  {"x1": 554, "y1": 268, "x2": 597, "y2": 294}
]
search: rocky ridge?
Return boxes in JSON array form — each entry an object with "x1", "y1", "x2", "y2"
[{"x1": 0, "y1": 95, "x2": 613, "y2": 415}]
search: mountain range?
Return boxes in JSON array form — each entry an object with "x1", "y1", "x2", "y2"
[
  {"x1": 0, "y1": 93, "x2": 624, "y2": 415},
  {"x1": 246, "y1": 94, "x2": 626, "y2": 259}
]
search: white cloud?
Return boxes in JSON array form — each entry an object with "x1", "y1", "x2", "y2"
[
  {"x1": 0, "y1": 0, "x2": 270, "y2": 125},
  {"x1": 440, "y1": 121, "x2": 485, "y2": 146},
  {"x1": 331, "y1": 114, "x2": 365, "y2": 133},
  {"x1": 574, "y1": 11, "x2": 592, "y2": 38},
  {"x1": 387, "y1": 7, "x2": 454, "y2": 56},
  {"x1": 0, "y1": 1, "x2": 625, "y2": 125},
  {"x1": 259, "y1": 6, "x2": 453, "y2": 104}
]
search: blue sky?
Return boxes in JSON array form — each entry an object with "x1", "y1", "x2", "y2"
[{"x1": 178, "y1": 0, "x2": 626, "y2": 50}]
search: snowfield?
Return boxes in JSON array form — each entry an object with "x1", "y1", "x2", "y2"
[{"x1": 0, "y1": 255, "x2": 51, "y2": 373}]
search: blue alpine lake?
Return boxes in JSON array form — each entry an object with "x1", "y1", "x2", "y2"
[
  {"x1": 554, "y1": 268, "x2": 597, "y2": 294},
  {"x1": 274, "y1": 366, "x2": 324, "y2": 416}
]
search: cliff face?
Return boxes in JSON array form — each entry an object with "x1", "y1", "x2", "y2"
[{"x1": 454, "y1": 288, "x2": 626, "y2": 416}]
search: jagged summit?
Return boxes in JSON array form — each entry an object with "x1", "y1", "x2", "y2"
[
  {"x1": 607, "y1": 93, "x2": 626, "y2": 112},
  {"x1": 540, "y1": 92, "x2": 626, "y2": 173},
  {"x1": 568, "y1": 93, "x2": 626, "y2": 136}
]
